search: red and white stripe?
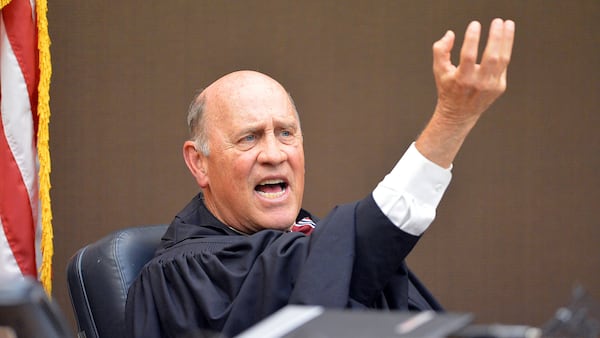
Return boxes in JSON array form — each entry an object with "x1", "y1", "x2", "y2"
[{"x1": 0, "y1": 0, "x2": 41, "y2": 282}]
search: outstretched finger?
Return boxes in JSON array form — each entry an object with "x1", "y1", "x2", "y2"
[
  {"x1": 481, "y1": 18, "x2": 508, "y2": 74},
  {"x1": 501, "y1": 20, "x2": 516, "y2": 66},
  {"x1": 458, "y1": 21, "x2": 481, "y2": 77},
  {"x1": 432, "y1": 30, "x2": 455, "y2": 75}
]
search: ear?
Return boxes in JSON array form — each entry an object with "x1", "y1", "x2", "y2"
[{"x1": 183, "y1": 140, "x2": 209, "y2": 188}]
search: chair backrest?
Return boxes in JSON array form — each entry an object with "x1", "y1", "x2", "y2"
[{"x1": 66, "y1": 224, "x2": 168, "y2": 338}]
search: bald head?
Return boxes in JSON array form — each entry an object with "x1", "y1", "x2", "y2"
[{"x1": 187, "y1": 71, "x2": 299, "y2": 155}]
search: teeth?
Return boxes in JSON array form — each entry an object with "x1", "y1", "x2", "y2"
[
  {"x1": 259, "y1": 179, "x2": 284, "y2": 185},
  {"x1": 256, "y1": 179, "x2": 287, "y2": 199},
  {"x1": 256, "y1": 186, "x2": 286, "y2": 199}
]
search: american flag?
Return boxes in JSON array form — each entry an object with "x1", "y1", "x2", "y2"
[{"x1": 0, "y1": 0, "x2": 52, "y2": 293}]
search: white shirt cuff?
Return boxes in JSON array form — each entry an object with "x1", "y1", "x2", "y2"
[{"x1": 372, "y1": 142, "x2": 452, "y2": 236}]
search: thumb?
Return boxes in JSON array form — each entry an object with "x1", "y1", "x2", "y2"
[{"x1": 432, "y1": 30, "x2": 455, "y2": 75}]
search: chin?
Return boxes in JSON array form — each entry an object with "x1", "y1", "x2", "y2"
[
  {"x1": 254, "y1": 202, "x2": 298, "y2": 226},
  {"x1": 258, "y1": 214, "x2": 296, "y2": 231}
]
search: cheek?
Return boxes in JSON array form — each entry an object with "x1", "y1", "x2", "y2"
[
  {"x1": 226, "y1": 155, "x2": 256, "y2": 184},
  {"x1": 289, "y1": 148, "x2": 305, "y2": 171}
]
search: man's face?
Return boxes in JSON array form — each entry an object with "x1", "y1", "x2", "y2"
[{"x1": 199, "y1": 72, "x2": 305, "y2": 233}]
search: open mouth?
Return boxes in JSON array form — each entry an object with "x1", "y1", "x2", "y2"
[{"x1": 255, "y1": 179, "x2": 288, "y2": 199}]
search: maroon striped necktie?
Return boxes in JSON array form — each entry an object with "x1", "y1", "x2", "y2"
[{"x1": 290, "y1": 217, "x2": 316, "y2": 235}]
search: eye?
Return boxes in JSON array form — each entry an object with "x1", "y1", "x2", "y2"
[
  {"x1": 278, "y1": 129, "x2": 298, "y2": 145},
  {"x1": 236, "y1": 134, "x2": 257, "y2": 151},
  {"x1": 241, "y1": 134, "x2": 256, "y2": 143}
]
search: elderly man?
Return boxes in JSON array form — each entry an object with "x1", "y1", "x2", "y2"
[{"x1": 126, "y1": 19, "x2": 515, "y2": 338}]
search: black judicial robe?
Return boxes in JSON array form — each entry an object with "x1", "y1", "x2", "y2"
[{"x1": 125, "y1": 193, "x2": 442, "y2": 338}]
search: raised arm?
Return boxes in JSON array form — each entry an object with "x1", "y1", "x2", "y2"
[{"x1": 416, "y1": 18, "x2": 515, "y2": 168}]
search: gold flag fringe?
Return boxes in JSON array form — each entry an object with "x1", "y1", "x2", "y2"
[{"x1": 36, "y1": 0, "x2": 53, "y2": 296}]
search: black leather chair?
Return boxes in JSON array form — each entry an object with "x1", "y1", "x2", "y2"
[{"x1": 66, "y1": 224, "x2": 168, "y2": 338}]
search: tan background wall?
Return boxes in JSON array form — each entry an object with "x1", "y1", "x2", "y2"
[{"x1": 48, "y1": 0, "x2": 599, "y2": 332}]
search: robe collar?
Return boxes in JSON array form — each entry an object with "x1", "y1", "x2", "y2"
[{"x1": 160, "y1": 193, "x2": 315, "y2": 250}]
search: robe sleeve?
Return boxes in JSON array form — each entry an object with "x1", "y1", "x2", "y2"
[{"x1": 350, "y1": 195, "x2": 420, "y2": 306}]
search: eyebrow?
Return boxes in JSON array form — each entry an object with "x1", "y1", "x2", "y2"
[
  {"x1": 272, "y1": 116, "x2": 300, "y2": 129},
  {"x1": 235, "y1": 118, "x2": 299, "y2": 136}
]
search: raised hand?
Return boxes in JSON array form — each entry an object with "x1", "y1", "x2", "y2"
[
  {"x1": 434, "y1": 18, "x2": 515, "y2": 124},
  {"x1": 416, "y1": 19, "x2": 515, "y2": 168}
]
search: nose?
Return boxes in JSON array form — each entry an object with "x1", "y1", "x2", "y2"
[{"x1": 257, "y1": 133, "x2": 287, "y2": 165}]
